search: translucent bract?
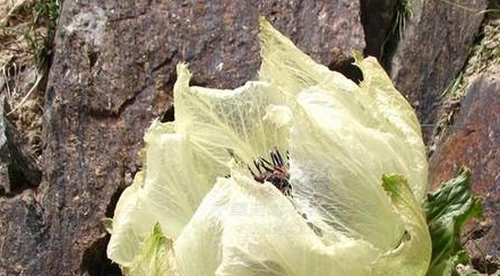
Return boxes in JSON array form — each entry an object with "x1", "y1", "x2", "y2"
[{"x1": 106, "y1": 19, "x2": 431, "y2": 276}]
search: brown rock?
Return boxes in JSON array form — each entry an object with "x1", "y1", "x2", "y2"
[
  {"x1": 259, "y1": 0, "x2": 365, "y2": 69},
  {"x1": 2, "y1": 0, "x2": 364, "y2": 275},
  {"x1": 429, "y1": 67, "x2": 500, "y2": 259},
  {"x1": 389, "y1": 0, "x2": 487, "y2": 135},
  {"x1": 0, "y1": 190, "x2": 46, "y2": 275}
]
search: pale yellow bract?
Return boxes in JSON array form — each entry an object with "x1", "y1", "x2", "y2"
[{"x1": 106, "y1": 19, "x2": 431, "y2": 276}]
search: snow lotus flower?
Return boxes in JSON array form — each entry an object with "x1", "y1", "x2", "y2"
[{"x1": 106, "y1": 19, "x2": 431, "y2": 276}]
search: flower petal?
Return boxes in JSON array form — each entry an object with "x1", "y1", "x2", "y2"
[
  {"x1": 258, "y1": 17, "x2": 359, "y2": 99},
  {"x1": 107, "y1": 121, "x2": 213, "y2": 266},
  {"x1": 258, "y1": 17, "x2": 427, "y2": 203},
  {"x1": 257, "y1": 21, "x2": 427, "y2": 252},
  {"x1": 174, "y1": 64, "x2": 290, "y2": 167},
  {"x1": 290, "y1": 89, "x2": 406, "y2": 251},
  {"x1": 173, "y1": 173, "x2": 380, "y2": 276},
  {"x1": 355, "y1": 55, "x2": 428, "y2": 201}
]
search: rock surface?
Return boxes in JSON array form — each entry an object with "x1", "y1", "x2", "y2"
[
  {"x1": 360, "y1": 0, "x2": 398, "y2": 57},
  {"x1": 259, "y1": 1, "x2": 365, "y2": 70},
  {"x1": 0, "y1": 190, "x2": 46, "y2": 275},
  {"x1": 388, "y1": 0, "x2": 487, "y2": 136},
  {"x1": 0, "y1": 0, "x2": 365, "y2": 275},
  {"x1": 429, "y1": 67, "x2": 500, "y2": 261},
  {"x1": 0, "y1": 96, "x2": 41, "y2": 196},
  {"x1": 0, "y1": 96, "x2": 13, "y2": 194}
]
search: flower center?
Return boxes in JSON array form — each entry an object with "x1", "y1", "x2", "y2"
[
  {"x1": 248, "y1": 149, "x2": 324, "y2": 236},
  {"x1": 248, "y1": 148, "x2": 292, "y2": 196}
]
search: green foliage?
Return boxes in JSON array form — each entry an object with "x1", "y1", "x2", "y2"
[
  {"x1": 424, "y1": 168, "x2": 483, "y2": 276},
  {"x1": 0, "y1": 0, "x2": 60, "y2": 70},
  {"x1": 27, "y1": 0, "x2": 60, "y2": 70}
]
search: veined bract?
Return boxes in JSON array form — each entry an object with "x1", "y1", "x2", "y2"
[{"x1": 106, "y1": 18, "x2": 431, "y2": 276}]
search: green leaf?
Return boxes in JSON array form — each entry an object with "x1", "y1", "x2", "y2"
[{"x1": 423, "y1": 168, "x2": 483, "y2": 276}]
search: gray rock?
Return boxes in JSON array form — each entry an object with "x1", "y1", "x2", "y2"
[
  {"x1": 0, "y1": 190, "x2": 46, "y2": 276},
  {"x1": 0, "y1": 96, "x2": 11, "y2": 194},
  {"x1": 0, "y1": 96, "x2": 41, "y2": 195},
  {"x1": 388, "y1": 0, "x2": 488, "y2": 136}
]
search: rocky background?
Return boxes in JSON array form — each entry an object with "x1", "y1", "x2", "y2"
[{"x1": 0, "y1": 0, "x2": 499, "y2": 275}]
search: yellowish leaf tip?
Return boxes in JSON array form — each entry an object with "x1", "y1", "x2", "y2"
[{"x1": 175, "y1": 63, "x2": 191, "y2": 89}]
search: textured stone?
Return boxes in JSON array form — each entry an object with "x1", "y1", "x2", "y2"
[
  {"x1": 0, "y1": 96, "x2": 11, "y2": 194},
  {"x1": 259, "y1": 0, "x2": 365, "y2": 69},
  {"x1": 389, "y1": 0, "x2": 487, "y2": 136},
  {"x1": 4, "y1": 0, "x2": 365, "y2": 274},
  {"x1": 0, "y1": 96, "x2": 41, "y2": 195},
  {"x1": 429, "y1": 67, "x2": 500, "y2": 259},
  {"x1": 0, "y1": 190, "x2": 46, "y2": 276}
]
